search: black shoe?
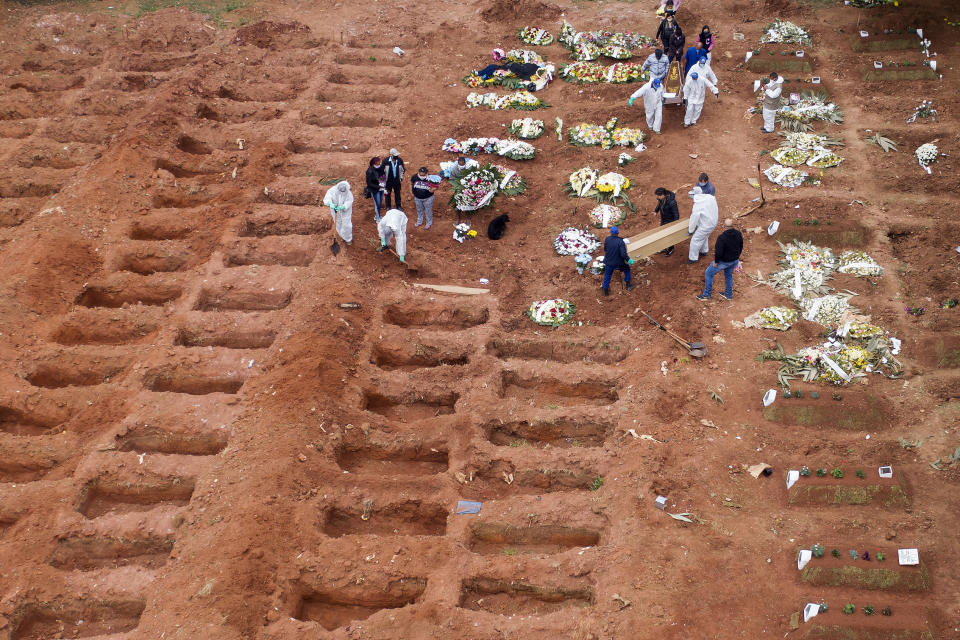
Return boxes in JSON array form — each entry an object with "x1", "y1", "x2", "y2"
[
  {"x1": 625, "y1": 283, "x2": 635, "y2": 291},
  {"x1": 696, "y1": 294, "x2": 710, "y2": 301},
  {"x1": 686, "y1": 259, "x2": 698, "y2": 264},
  {"x1": 664, "y1": 247, "x2": 674, "y2": 256},
  {"x1": 602, "y1": 288, "x2": 609, "y2": 296}
]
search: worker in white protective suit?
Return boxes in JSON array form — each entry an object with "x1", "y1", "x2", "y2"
[
  {"x1": 322, "y1": 181, "x2": 353, "y2": 245},
  {"x1": 760, "y1": 72, "x2": 783, "y2": 134},
  {"x1": 629, "y1": 77, "x2": 665, "y2": 134},
  {"x1": 682, "y1": 70, "x2": 718, "y2": 128},
  {"x1": 376, "y1": 208, "x2": 408, "y2": 263},
  {"x1": 694, "y1": 55, "x2": 717, "y2": 86},
  {"x1": 686, "y1": 186, "x2": 718, "y2": 263}
]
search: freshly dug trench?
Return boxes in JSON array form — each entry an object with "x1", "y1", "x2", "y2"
[
  {"x1": 174, "y1": 327, "x2": 277, "y2": 349},
  {"x1": 26, "y1": 363, "x2": 124, "y2": 388},
  {"x1": 488, "y1": 338, "x2": 629, "y2": 364},
  {"x1": 143, "y1": 371, "x2": 245, "y2": 395},
  {"x1": 370, "y1": 341, "x2": 469, "y2": 371},
  {"x1": 237, "y1": 216, "x2": 331, "y2": 237},
  {"x1": 116, "y1": 426, "x2": 227, "y2": 456},
  {"x1": 362, "y1": 389, "x2": 458, "y2": 421},
  {"x1": 459, "y1": 578, "x2": 593, "y2": 615},
  {"x1": 470, "y1": 523, "x2": 600, "y2": 554},
  {"x1": 75, "y1": 283, "x2": 182, "y2": 308},
  {"x1": 10, "y1": 599, "x2": 145, "y2": 640},
  {"x1": 49, "y1": 535, "x2": 175, "y2": 570},
  {"x1": 499, "y1": 371, "x2": 618, "y2": 407},
  {"x1": 335, "y1": 445, "x2": 448, "y2": 475},
  {"x1": 193, "y1": 288, "x2": 292, "y2": 311},
  {"x1": 0, "y1": 406, "x2": 57, "y2": 437},
  {"x1": 483, "y1": 418, "x2": 611, "y2": 448},
  {"x1": 322, "y1": 501, "x2": 447, "y2": 537},
  {"x1": 296, "y1": 579, "x2": 427, "y2": 631},
  {"x1": 382, "y1": 302, "x2": 489, "y2": 329},
  {"x1": 51, "y1": 316, "x2": 158, "y2": 345},
  {"x1": 77, "y1": 477, "x2": 195, "y2": 519}
]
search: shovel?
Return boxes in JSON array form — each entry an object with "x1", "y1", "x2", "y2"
[
  {"x1": 330, "y1": 236, "x2": 341, "y2": 256},
  {"x1": 387, "y1": 248, "x2": 419, "y2": 274},
  {"x1": 639, "y1": 309, "x2": 708, "y2": 358}
]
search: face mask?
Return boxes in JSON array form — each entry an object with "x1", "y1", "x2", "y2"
[{"x1": 699, "y1": 61, "x2": 706, "y2": 67}]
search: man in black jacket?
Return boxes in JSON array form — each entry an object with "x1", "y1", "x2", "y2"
[
  {"x1": 653, "y1": 187, "x2": 679, "y2": 256},
  {"x1": 697, "y1": 218, "x2": 743, "y2": 300},
  {"x1": 383, "y1": 148, "x2": 405, "y2": 210},
  {"x1": 601, "y1": 226, "x2": 635, "y2": 296},
  {"x1": 410, "y1": 166, "x2": 437, "y2": 229}
]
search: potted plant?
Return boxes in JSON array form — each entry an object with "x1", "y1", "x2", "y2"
[
  {"x1": 811, "y1": 543, "x2": 825, "y2": 558},
  {"x1": 863, "y1": 605, "x2": 875, "y2": 616},
  {"x1": 843, "y1": 603, "x2": 856, "y2": 615},
  {"x1": 830, "y1": 467, "x2": 844, "y2": 479}
]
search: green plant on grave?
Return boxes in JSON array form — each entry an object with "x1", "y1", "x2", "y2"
[
  {"x1": 501, "y1": 547, "x2": 518, "y2": 556},
  {"x1": 843, "y1": 603, "x2": 855, "y2": 615},
  {"x1": 832, "y1": 548, "x2": 841, "y2": 558},
  {"x1": 590, "y1": 475, "x2": 604, "y2": 491},
  {"x1": 866, "y1": 132, "x2": 898, "y2": 152},
  {"x1": 818, "y1": 602, "x2": 828, "y2": 613},
  {"x1": 876, "y1": 552, "x2": 885, "y2": 561},
  {"x1": 863, "y1": 605, "x2": 875, "y2": 616},
  {"x1": 816, "y1": 468, "x2": 828, "y2": 477},
  {"x1": 830, "y1": 467, "x2": 844, "y2": 479},
  {"x1": 800, "y1": 466, "x2": 811, "y2": 477},
  {"x1": 849, "y1": 549, "x2": 859, "y2": 560},
  {"x1": 856, "y1": 469, "x2": 866, "y2": 478},
  {"x1": 811, "y1": 543, "x2": 825, "y2": 558}
]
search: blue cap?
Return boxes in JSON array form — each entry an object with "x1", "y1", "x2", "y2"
[
  {"x1": 698, "y1": 55, "x2": 707, "y2": 63},
  {"x1": 690, "y1": 71, "x2": 699, "y2": 79},
  {"x1": 610, "y1": 226, "x2": 620, "y2": 235},
  {"x1": 652, "y1": 77, "x2": 662, "y2": 87}
]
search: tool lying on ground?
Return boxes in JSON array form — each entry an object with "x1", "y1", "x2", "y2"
[
  {"x1": 735, "y1": 163, "x2": 767, "y2": 219},
  {"x1": 330, "y1": 235, "x2": 341, "y2": 256},
  {"x1": 639, "y1": 309, "x2": 708, "y2": 358}
]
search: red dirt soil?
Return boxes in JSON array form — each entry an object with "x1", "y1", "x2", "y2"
[{"x1": 0, "y1": 0, "x2": 958, "y2": 638}]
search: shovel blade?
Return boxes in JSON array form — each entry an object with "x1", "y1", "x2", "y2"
[
  {"x1": 689, "y1": 347, "x2": 708, "y2": 358},
  {"x1": 688, "y1": 342, "x2": 706, "y2": 349},
  {"x1": 330, "y1": 238, "x2": 341, "y2": 256}
]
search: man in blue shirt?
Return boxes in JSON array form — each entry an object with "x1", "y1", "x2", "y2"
[
  {"x1": 696, "y1": 172, "x2": 716, "y2": 196},
  {"x1": 683, "y1": 41, "x2": 704, "y2": 75},
  {"x1": 602, "y1": 226, "x2": 635, "y2": 296}
]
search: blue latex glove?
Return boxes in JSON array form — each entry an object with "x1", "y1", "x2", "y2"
[
  {"x1": 627, "y1": 259, "x2": 635, "y2": 265},
  {"x1": 399, "y1": 255, "x2": 406, "y2": 263},
  {"x1": 381, "y1": 239, "x2": 387, "y2": 247},
  {"x1": 628, "y1": 97, "x2": 635, "y2": 107}
]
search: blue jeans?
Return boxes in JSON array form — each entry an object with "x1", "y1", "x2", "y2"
[
  {"x1": 372, "y1": 190, "x2": 383, "y2": 219},
  {"x1": 602, "y1": 264, "x2": 631, "y2": 290},
  {"x1": 702, "y1": 260, "x2": 737, "y2": 298}
]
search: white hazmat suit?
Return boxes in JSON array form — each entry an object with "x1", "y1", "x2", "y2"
[
  {"x1": 694, "y1": 59, "x2": 718, "y2": 85},
  {"x1": 377, "y1": 208, "x2": 408, "y2": 260},
  {"x1": 630, "y1": 80, "x2": 664, "y2": 134},
  {"x1": 687, "y1": 189, "x2": 719, "y2": 262},
  {"x1": 682, "y1": 72, "x2": 718, "y2": 127},
  {"x1": 762, "y1": 77, "x2": 784, "y2": 133},
  {"x1": 322, "y1": 181, "x2": 354, "y2": 244}
]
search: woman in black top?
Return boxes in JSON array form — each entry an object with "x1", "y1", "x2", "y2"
[
  {"x1": 365, "y1": 157, "x2": 386, "y2": 222},
  {"x1": 666, "y1": 27, "x2": 685, "y2": 62}
]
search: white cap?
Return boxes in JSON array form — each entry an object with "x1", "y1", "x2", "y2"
[{"x1": 389, "y1": 148, "x2": 399, "y2": 156}]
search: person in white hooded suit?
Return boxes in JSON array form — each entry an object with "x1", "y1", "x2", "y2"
[
  {"x1": 323, "y1": 181, "x2": 354, "y2": 245},
  {"x1": 376, "y1": 208, "x2": 408, "y2": 263},
  {"x1": 686, "y1": 186, "x2": 718, "y2": 263},
  {"x1": 682, "y1": 70, "x2": 718, "y2": 127}
]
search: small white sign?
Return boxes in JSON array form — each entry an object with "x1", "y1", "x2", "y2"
[
  {"x1": 811, "y1": 77, "x2": 821, "y2": 84},
  {"x1": 874, "y1": 61, "x2": 883, "y2": 69},
  {"x1": 763, "y1": 388, "x2": 778, "y2": 406},
  {"x1": 878, "y1": 466, "x2": 893, "y2": 478},
  {"x1": 654, "y1": 495, "x2": 668, "y2": 510},
  {"x1": 753, "y1": 79, "x2": 761, "y2": 92},
  {"x1": 860, "y1": 30, "x2": 869, "y2": 38},
  {"x1": 746, "y1": 51, "x2": 754, "y2": 63},
  {"x1": 796, "y1": 50, "x2": 805, "y2": 58},
  {"x1": 898, "y1": 548, "x2": 920, "y2": 566},
  {"x1": 797, "y1": 549, "x2": 812, "y2": 570},
  {"x1": 803, "y1": 602, "x2": 821, "y2": 623}
]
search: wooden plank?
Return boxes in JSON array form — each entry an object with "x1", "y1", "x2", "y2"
[
  {"x1": 413, "y1": 283, "x2": 490, "y2": 295},
  {"x1": 625, "y1": 217, "x2": 691, "y2": 258}
]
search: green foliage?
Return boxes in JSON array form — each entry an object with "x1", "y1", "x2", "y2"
[
  {"x1": 856, "y1": 469, "x2": 866, "y2": 478},
  {"x1": 863, "y1": 605, "x2": 875, "y2": 616},
  {"x1": 800, "y1": 465, "x2": 811, "y2": 477},
  {"x1": 830, "y1": 467, "x2": 844, "y2": 479},
  {"x1": 832, "y1": 548, "x2": 841, "y2": 558},
  {"x1": 137, "y1": 0, "x2": 248, "y2": 26},
  {"x1": 843, "y1": 603, "x2": 855, "y2": 615},
  {"x1": 589, "y1": 475, "x2": 604, "y2": 491},
  {"x1": 811, "y1": 543, "x2": 825, "y2": 558},
  {"x1": 816, "y1": 468, "x2": 827, "y2": 477},
  {"x1": 866, "y1": 132, "x2": 898, "y2": 152},
  {"x1": 848, "y1": 549, "x2": 858, "y2": 560},
  {"x1": 876, "y1": 552, "x2": 885, "y2": 561}
]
